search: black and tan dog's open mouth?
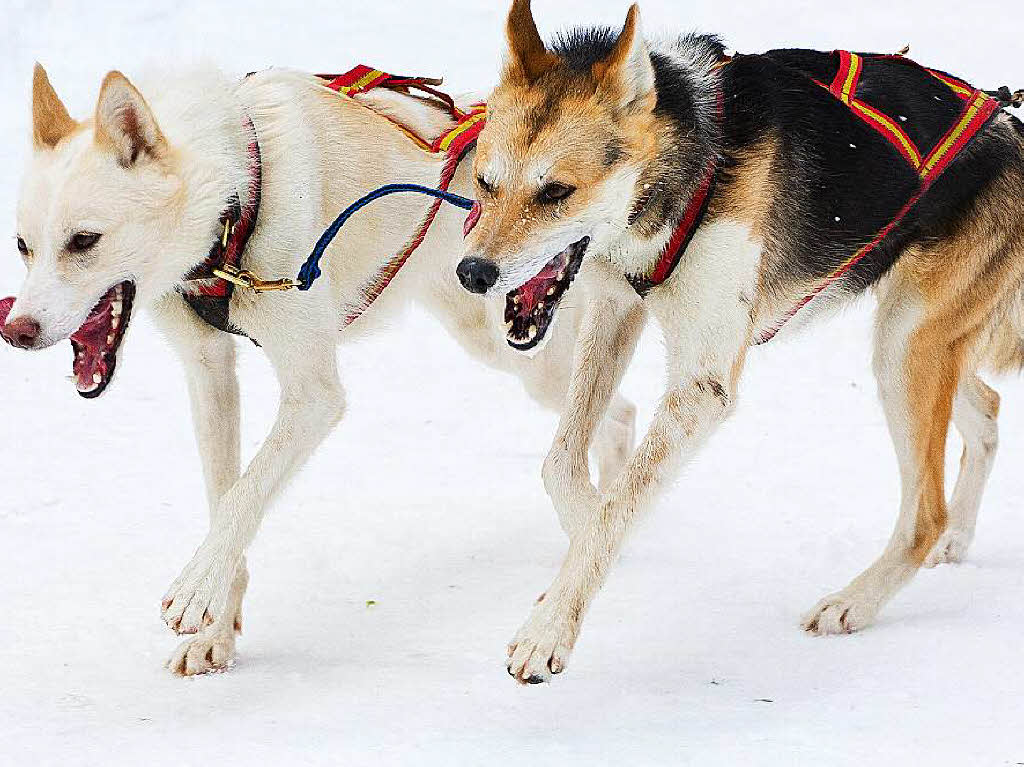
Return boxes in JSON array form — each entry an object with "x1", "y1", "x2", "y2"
[
  {"x1": 504, "y1": 236, "x2": 589, "y2": 351},
  {"x1": 69, "y1": 281, "x2": 136, "y2": 398}
]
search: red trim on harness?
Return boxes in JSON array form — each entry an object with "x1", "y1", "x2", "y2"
[
  {"x1": 627, "y1": 89, "x2": 724, "y2": 296},
  {"x1": 183, "y1": 116, "x2": 262, "y2": 300},
  {"x1": 318, "y1": 68, "x2": 487, "y2": 328},
  {"x1": 342, "y1": 116, "x2": 486, "y2": 328},
  {"x1": 755, "y1": 53, "x2": 1004, "y2": 344},
  {"x1": 755, "y1": 75, "x2": 1001, "y2": 344}
]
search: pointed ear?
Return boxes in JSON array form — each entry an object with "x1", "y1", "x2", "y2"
[
  {"x1": 505, "y1": 0, "x2": 557, "y2": 83},
  {"x1": 593, "y1": 4, "x2": 656, "y2": 113},
  {"x1": 32, "y1": 63, "x2": 78, "y2": 149},
  {"x1": 94, "y1": 71, "x2": 166, "y2": 167}
]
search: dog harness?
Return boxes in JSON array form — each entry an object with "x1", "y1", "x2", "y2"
[
  {"x1": 179, "y1": 116, "x2": 265, "y2": 337},
  {"x1": 753, "y1": 51, "x2": 1006, "y2": 344},
  {"x1": 180, "y1": 66, "x2": 487, "y2": 336},
  {"x1": 626, "y1": 89, "x2": 725, "y2": 297}
]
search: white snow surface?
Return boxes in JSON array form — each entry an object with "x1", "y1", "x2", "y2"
[{"x1": 2, "y1": 1, "x2": 1023, "y2": 764}]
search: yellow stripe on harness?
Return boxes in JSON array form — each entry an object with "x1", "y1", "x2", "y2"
[{"x1": 921, "y1": 92, "x2": 987, "y2": 177}]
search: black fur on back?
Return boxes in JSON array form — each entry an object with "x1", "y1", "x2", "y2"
[{"x1": 718, "y1": 50, "x2": 1024, "y2": 294}]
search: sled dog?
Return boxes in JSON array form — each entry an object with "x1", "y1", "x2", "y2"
[{"x1": 459, "y1": 0, "x2": 1024, "y2": 683}]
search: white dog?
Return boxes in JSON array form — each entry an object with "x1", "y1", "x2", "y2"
[{"x1": 2, "y1": 63, "x2": 636, "y2": 675}]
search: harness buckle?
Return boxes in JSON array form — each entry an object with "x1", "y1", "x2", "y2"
[{"x1": 212, "y1": 263, "x2": 297, "y2": 293}]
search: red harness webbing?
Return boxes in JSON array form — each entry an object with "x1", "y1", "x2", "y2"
[
  {"x1": 627, "y1": 89, "x2": 725, "y2": 297},
  {"x1": 318, "y1": 65, "x2": 487, "y2": 327},
  {"x1": 179, "y1": 115, "x2": 263, "y2": 337},
  {"x1": 755, "y1": 52, "x2": 1002, "y2": 344}
]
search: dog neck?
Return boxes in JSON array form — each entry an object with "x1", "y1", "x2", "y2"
[
  {"x1": 606, "y1": 36, "x2": 725, "y2": 280},
  {"x1": 136, "y1": 69, "x2": 256, "y2": 299}
]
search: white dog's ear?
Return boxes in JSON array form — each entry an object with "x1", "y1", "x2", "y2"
[
  {"x1": 505, "y1": 0, "x2": 557, "y2": 83},
  {"x1": 32, "y1": 63, "x2": 78, "y2": 149},
  {"x1": 94, "y1": 71, "x2": 166, "y2": 167},
  {"x1": 593, "y1": 4, "x2": 656, "y2": 114}
]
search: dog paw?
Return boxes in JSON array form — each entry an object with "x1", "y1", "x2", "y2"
[
  {"x1": 923, "y1": 529, "x2": 972, "y2": 568},
  {"x1": 506, "y1": 596, "x2": 578, "y2": 684},
  {"x1": 162, "y1": 542, "x2": 240, "y2": 635},
  {"x1": 801, "y1": 591, "x2": 880, "y2": 636},
  {"x1": 166, "y1": 622, "x2": 238, "y2": 676}
]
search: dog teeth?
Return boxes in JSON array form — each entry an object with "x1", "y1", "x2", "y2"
[
  {"x1": 527, "y1": 324, "x2": 537, "y2": 340},
  {"x1": 512, "y1": 295, "x2": 520, "y2": 306},
  {"x1": 557, "y1": 270, "x2": 566, "y2": 281},
  {"x1": 92, "y1": 372, "x2": 102, "y2": 384},
  {"x1": 111, "y1": 302, "x2": 122, "y2": 318},
  {"x1": 537, "y1": 301, "x2": 545, "y2": 311},
  {"x1": 505, "y1": 320, "x2": 514, "y2": 331},
  {"x1": 107, "y1": 333, "x2": 115, "y2": 345},
  {"x1": 546, "y1": 286, "x2": 556, "y2": 296}
]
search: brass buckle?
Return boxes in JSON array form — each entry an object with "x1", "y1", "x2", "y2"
[{"x1": 211, "y1": 263, "x2": 297, "y2": 293}]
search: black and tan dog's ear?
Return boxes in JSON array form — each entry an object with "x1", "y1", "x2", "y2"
[
  {"x1": 505, "y1": 0, "x2": 557, "y2": 83},
  {"x1": 593, "y1": 4, "x2": 656, "y2": 114},
  {"x1": 32, "y1": 64, "x2": 78, "y2": 149},
  {"x1": 94, "y1": 71, "x2": 167, "y2": 167}
]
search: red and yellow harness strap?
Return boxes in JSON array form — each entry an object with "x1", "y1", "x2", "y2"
[
  {"x1": 322, "y1": 65, "x2": 392, "y2": 96},
  {"x1": 920, "y1": 90, "x2": 1000, "y2": 180},
  {"x1": 825, "y1": 52, "x2": 922, "y2": 168},
  {"x1": 757, "y1": 54, "x2": 1004, "y2": 344}
]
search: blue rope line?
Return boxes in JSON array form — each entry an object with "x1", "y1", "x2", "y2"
[{"x1": 297, "y1": 183, "x2": 476, "y2": 291}]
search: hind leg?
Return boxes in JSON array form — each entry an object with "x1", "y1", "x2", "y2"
[
  {"x1": 512, "y1": 321, "x2": 639, "y2": 533},
  {"x1": 594, "y1": 395, "x2": 637, "y2": 492},
  {"x1": 924, "y1": 374, "x2": 999, "y2": 567},
  {"x1": 804, "y1": 288, "x2": 968, "y2": 635}
]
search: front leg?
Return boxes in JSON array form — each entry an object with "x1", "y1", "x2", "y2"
[
  {"x1": 542, "y1": 268, "x2": 646, "y2": 535},
  {"x1": 510, "y1": 222, "x2": 760, "y2": 683},
  {"x1": 161, "y1": 336, "x2": 346, "y2": 636},
  {"x1": 151, "y1": 297, "x2": 247, "y2": 674}
]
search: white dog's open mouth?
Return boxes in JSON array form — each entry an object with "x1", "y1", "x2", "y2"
[
  {"x1": 0, "y1": 280, "x2": 135, "y2": 398},
  {"x1": 69, "y1": 281, "x2": 135, "y2": 398},
  {"x1": 504, "y1": 236, "x2": 589, "y2": 351}
]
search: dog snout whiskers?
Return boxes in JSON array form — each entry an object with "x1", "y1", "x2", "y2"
[
  {"x1": 0, "y1": 315, "x2": 41, "y2": 349},
  {"x1": 457, "y1": 257, "x2": 500, "y2": 294}
]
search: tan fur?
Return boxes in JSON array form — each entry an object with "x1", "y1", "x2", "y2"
[
  {"x1": 505, "y1": 0, "x2": 558, "y2": 83},
  {"x1": 890, "y1": 168, "x2": 1024, "y2": 562},
  {"x1": 712, "y1": 135, "x2": 780, "y2": 237},
  {"x1": 32, "y1": 64, "x2": 78, "y2": 149}
]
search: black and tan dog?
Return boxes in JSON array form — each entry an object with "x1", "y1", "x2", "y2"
[{"x1": 458, "y1": 0, "x2": 1024, "y2": 683}]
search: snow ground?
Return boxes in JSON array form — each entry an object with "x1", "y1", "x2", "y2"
[{"x1": 2, "y1": 0, "x2": 1023, "y2": 764}]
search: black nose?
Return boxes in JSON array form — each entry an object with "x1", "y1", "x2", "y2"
[{"x1": 456, "y1": 257, "x2": 499, "y2": 294}]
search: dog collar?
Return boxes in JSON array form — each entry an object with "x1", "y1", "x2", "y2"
[
  {"x1": 180, "y1": 114, "x2": 263, "y2": 337},
  {"x1": 626, "y1": 87, "x2": 725, "y2": 298},
  {"x1": 626, "y1": 158, "x2": 718, "y2": 297}
]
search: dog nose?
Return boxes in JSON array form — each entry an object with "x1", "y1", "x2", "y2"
[
  {"x1": 456, "y1": 257, "x2": 499, "y2": 294},
  {"x1": 1, "y1": 315, "x2": 41, "y2": 349}
]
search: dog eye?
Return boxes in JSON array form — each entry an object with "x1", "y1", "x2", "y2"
[
  {"x1": 476, "y1": 175, "x2": 496, "y2": 196},
  {"x1": 16, "y1": 236, "x2": 28, "y2": 256},
  {"x1": 538, "y1": 183, "x2": 576, "y2": 204},
  {"x1": 68, "y1": 232, "x2": 102, "y2": 253}
]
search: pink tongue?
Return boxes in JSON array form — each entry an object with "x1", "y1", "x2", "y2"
[
  {"x1": 70, "y1": 294, "x2": 115, "y2": 389},
  {"x1": 514, "y1": 259, "x2": 562, "y2": 318},
  {"x1": 0, "y1": 296, "x2": 13, "y2": 326}
]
